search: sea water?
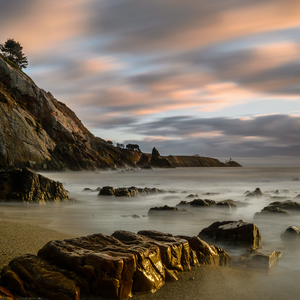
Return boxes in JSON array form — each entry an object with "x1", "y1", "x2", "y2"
[{"x1": 1, "y1": 167, "x2": 300, "y2": 271}]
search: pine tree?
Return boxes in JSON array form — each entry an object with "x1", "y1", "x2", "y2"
[{"x1": 0, "y1": 38, "x2": 28, "y2": 69}]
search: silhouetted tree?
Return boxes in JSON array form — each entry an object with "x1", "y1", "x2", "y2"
[{"x1": 0, "y1": 38, "x2": 28, "y2": 69}]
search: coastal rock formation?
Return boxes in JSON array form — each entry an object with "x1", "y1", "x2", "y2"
[
  {"x1": 0, "y1": 167, "x2": 68, "y2": 202},
  {"x1": 148, "y1": 205, "x2": 191, "y2": 216},
  {"x1": 1, "y1": 230, "x2": 232, "y2": 299},
  {"x1": 198, "y1": 220, "x2": 262, "y2": 249},
  {"x1": 0, "y1": 55, "x2": 140, "y2": 170},
  {"x1": 98, "y1": 186, "x2": 166, "y2": 197},
  {"x1": 255, "y1": 200, "x2": 300, "y2": 218},
  {"x1": 245, "y1": 188, "x2": 264, "y2": 197},
  {"x1": 165, "y1": 155, "x2": 242, "y2": 167},
  {"x1": 176, "y1": 199, "x2": 238, "y2": 210}
]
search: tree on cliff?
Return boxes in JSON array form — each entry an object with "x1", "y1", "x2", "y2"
[{"x1": 0, "y1": 38, "x2": 28, "y2": 69}]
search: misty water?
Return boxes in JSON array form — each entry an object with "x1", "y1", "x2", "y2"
[{"x1": 2, "y1": 167, "x2": 300, "y2": 274}]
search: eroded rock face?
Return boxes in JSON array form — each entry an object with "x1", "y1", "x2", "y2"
[
  {"x1": 198, "y1": 220, "x2": 262, "y2": 249},
  {"x1": 1, "y1": 230, "x2": 232, "y2": 299},
  {"x1": 0, "y1": 168, "x2": 68, "y2": 202}
]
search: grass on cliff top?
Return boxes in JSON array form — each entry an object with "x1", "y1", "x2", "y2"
[{"x1": 0, "y1": 54, "x2": 34, "y2": 84}]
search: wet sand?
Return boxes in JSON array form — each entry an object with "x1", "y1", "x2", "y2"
[{"x1": 1, "y1": 218, "x2": 300, "y2": 300}]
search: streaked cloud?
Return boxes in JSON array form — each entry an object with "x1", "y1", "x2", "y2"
[{"x1": 1, "y1": 0, "x2": 300, "y2": 165}]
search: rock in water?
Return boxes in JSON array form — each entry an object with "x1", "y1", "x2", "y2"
[
  {"x1": 198, "y1": 220, "x2": 262, "y2": 249},
  {"x1": 281, "y1": 225, "x2": 300, "y2": 241},
  {"x1": 0, "y1": 167, "x2": 68, "y2": 202}
]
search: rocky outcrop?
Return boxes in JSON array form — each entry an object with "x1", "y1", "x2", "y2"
[
  {"x1": 177, "y1": 199, "x2": 238, "y2": 210},
  {"x1": 198, "y1": 220, "x2": 262, "y2": 249},
  {"x1": 148, "y1": 205, "x2": 191, "y2": 216},
  {"x1": 0, "y1": 167, "x2": 68, "y2": 202},
  {"x1": 165, "y1": 155, "x2": 242, "y2": 167},
  {"x1": 1, "y1": 230, "x2": 232, "y2": 299},
  {"x1": 245, "y1": 188, "x2": 264, "y2": 197},
  {"x1": 0, "y1": 56, "x2": 140, "y2": 170},
  {"x1": 98, "y1": 186, "x2": 166, "y2": 197},
  {"x1": 255, "y1": 200, "x2": 300, "y2": 218}
]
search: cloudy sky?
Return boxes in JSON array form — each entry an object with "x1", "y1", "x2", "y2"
[{"x1": 1, "y1": 0, "x2": 300, "y2": 166}]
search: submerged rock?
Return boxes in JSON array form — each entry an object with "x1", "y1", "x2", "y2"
[
  {"x1": 281, "y1": 226, "x2": 300, "y2": 241},
  {"x1": 238, "y1": 249, "x2": 282, "y2": 269},
  {"x1": 245, "y1": 188, "x2": 264, "y2": 198},
  {"x1": 254, "y1": 206, "x2": 291, "y2": 218},
  {"x1": 148, "y1": 205, "x2": 191, "y2": 217},
  {"x1": 0, "y1": 167, "x2": 68, "y2": 202},
  {"x1": 198, "y1": 220, "x2": 262, "y2": 249}
]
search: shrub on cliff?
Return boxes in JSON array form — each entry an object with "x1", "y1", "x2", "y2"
[{"x1": 0, "y1": 38, "x2": 28, "y2": 69}]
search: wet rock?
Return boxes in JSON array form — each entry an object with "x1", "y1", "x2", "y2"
[
  {"x1": 0, "y1": 168, "x2": 69, "y2": 202},
  {"x1": 292, "y1": 178, "x2": 300, "y2": 181},
  {"x1": 245, "y1": 188, "x2": 264, "y2": 197},
  {"x1": 268, "y1": 200, "x2": 300, "y2": 212},
  {"x1": 148, "y1": 205, "x2": 191, "y2": 217},
  {"x1": 190, "y1": 199, "x2": 217, "y2": 206},
  {"x1": 1, "y1": 255, "x2": 80, "y2": 300},
  {"x1": 2, "y1": 230, "x2": 232, "y2": 299},
  {"x1": 186, "y1": 194, "x2": 198, "y2": 198},
  {"x1": 254, "y1": 206, "x2": 291, "y2": 218},
  {"x1": 0, "y1": 285, "x2": 17, "y2": 300},
  {"x1": 270, "y1": 196, "x2": 288, "y2": 200},
  {"x1": 281, "y1": 226, "x2": 300, "y2": 241},
  {"x1": 198, "y1": 220, "x2": 262, "y2": 249},
  {"x1": 203, "y1": 192, "x2": 220, "y2": 196},
  {"x1": 115, "y1": 188, "x2": 131, "y2": 197},
  {"x1": 238, "y1": 249, "x2": 282, "y2": 269},
  {"x1": 99, "y1": 186, "x2": 115, "y2": 196}
]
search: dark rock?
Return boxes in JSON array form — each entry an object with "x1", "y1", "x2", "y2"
[
  {"x1": 98, "y1": 186, "x2": 115, "y2": 196},
  {"x1": 186, "y1": 194, "x2": 198, "y2": 198},
  {"x1": 245, "y1": 188, "x2": 264, "y2": 197},
  {"x1": 203, "y1": 192, "x2": 220, "y2": 196},
  {"x1": 1, "y1": 255, "x2": 80, "y2": 300},
  {"x1": 268, "y1": 200, "x2": 300, "y2": 212},
  {"x1": 294, "y1": 194, "x2": 300, "y2": 199},
  {"x1": 115, "y1": 188, "x2": 131, "y2": 197},
  {"x1": 292, "y1": 178, "x2": 300, "y2": 181},
  {"x1": 270, "y1": 196, "x2": 288, "y2": 200},
  {"x1": 198, "y1": 220, "x2": 262, "y2": 249},
  {"x1": 0, "y1": 168, "x2": 68, "y2": 202},
  {"x1": 151, "y1": 147, "x2": 160, "y2": 158},
  {"x1": 238, "y1": 249, "x2": 282, "y2": 269},
  {"x1": 254, "y1": 206, "x2": 291, "y2": 218},
  {"x1": 281, "y1": 226, "x2": 300, "y2": 241},
  {"x1": 148, "y1": 205, "x2": 191, "y2": 217},
  {"x1": 190, "y1": 199, "x2": 217, "y2": 206},
  {"x1": 0, "y1": 285, "x2": 17, "y2": 299}
]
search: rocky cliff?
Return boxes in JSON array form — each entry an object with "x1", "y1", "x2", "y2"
[
  {"x1": 0, "y1": 55, "x2": 139, "y2": 170},
  {"x1": 165, "y1": 155, "x2": 242, "y2": 167}
]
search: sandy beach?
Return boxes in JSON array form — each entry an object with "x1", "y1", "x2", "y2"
[{"x1": 1, "y1": 218, "x2": 300, "y2": 300}]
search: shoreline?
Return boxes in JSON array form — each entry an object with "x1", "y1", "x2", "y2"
[{"x1": 0, "y1": 220, "x2": 300, "y2": 300}]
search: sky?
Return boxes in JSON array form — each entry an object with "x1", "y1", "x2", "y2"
[{"x1": 1, "y1": 0, "x2": 300, "y2": 166}]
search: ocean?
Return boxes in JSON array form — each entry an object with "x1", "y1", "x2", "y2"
[{"x1": 2, "y1": 167, "x2": 300, "y2": 272}]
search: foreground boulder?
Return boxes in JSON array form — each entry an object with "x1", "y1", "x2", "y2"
[
  {"x1": 0, "y1": 168, "x2": 68, "y2": 202},
  {"x1": 1, "y1": 230, "x2": 231, "y2": 299},
  {"x1": 198, "y1": 220, "x2": 262, "y2": 249}
]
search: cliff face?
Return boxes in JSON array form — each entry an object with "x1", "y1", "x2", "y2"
[{"x1": 0, "y1": 55, "x2": 138, "y2": 170}]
